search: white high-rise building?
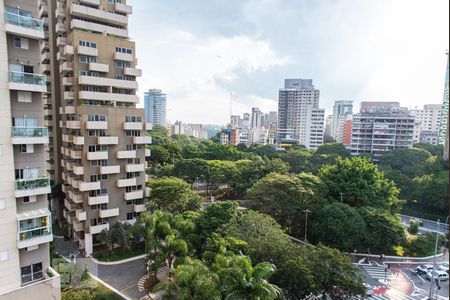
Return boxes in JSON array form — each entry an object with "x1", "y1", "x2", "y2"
[
  {"x1": 277, "y1": 79, "x2": 325, "y2": 149},
  {"x1": 251, "y1": 107, "x2": 263, "y2": 129},
  {"x1": 331, "y1": 100, "x2": 353, "y2": 143},
  {"x1": 410, "y1": 104, "x2": 442, "y2": 145}
]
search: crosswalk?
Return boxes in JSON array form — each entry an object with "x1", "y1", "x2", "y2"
[{"x1": 362, "y1": 265, "x2": 394, "y2": 281}]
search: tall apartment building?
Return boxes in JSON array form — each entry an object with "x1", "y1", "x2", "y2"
[
  {"x1": 438, "y1": 53, "x2": 449, "y2": 145},
  {"x1": 144, "y1": 89, "x2": 167, "y2": 127},
  {"x1": 43, "y1": 0, "x2": 151, "y2": 257},
  {"x1": 350, "y1": 102, "x2": 415, "y2": 158},
  {"x1": 331, "y1": 100, "x2": 353, "y2": 144},
  {"x1": 277, "y1": 79, "x2": 325, "y2": 149},
  {"x1": 410, "y1": 104, "x2": 442, "y2": 145},
  {"x1": 251, "y1": 107, "x2": 262, "y2": 129},
  {"x1": 0, "y1": 1, "x2": 61, "y2": 298}
]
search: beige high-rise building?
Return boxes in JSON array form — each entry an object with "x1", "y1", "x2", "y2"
[
  {"x1": 42, "y1": 0, "x2": 151, "y2": 257},
  {"x1": 0, "y1": 0, "x2": 61, "y2": 299}
]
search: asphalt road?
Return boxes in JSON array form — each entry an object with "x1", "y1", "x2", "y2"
[{"x1": 401, "y1": 214, "x2": 449, "y2": 235}]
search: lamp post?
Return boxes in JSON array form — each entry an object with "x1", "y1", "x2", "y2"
[
  {"x1": 428, "y1": 219, "x2": 440, "y2": 300},
  {"x1": 339, "y1": 193, "x2": 344, "y2": 203},
  {"x1": 303, "y1": 209, "x2": 311, "y2": 242}
]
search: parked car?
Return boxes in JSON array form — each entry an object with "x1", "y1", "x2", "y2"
[
  {"x1": 439, "y1": 262, "x2": 449, "y2": 272},
  {"x1": 363, "y1": 283, "x2": 374, "y2": 296},
  {"x1": 426, "y1": 270, "x2": 449, "y2": 282},
  {"x1": 415, "y1": 265, "x2": 434, "y2": 275}
]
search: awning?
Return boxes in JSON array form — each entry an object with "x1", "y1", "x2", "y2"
[{"x1": 17, "y1": 208, "x2": 51, "y2": 221}]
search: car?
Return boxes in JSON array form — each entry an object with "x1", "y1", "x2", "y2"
[
  {"x1": 426, "y1": 270, "x2": 449, "y2": 282},
  {"x1": 439, "y1": 263, "x2": 449, "y2": 272},
  {"x1": 416, "y1": 265, "x2": 434, "y2": 275},
  {"x1": 363, "y1": 283, "x2": 374, "y2": 296},
  {"x1": 410, "y1": 218, "x2": 424, "y2": 226}
]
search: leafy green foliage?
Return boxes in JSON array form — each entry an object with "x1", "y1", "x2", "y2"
[{"x1": 147, "y1": 177, "x2": 202, "y2": 213}]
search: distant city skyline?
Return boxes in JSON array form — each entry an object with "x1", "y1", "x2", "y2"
[{"x1": 130, "y1": 0, "x2": 449, "y2": 124}]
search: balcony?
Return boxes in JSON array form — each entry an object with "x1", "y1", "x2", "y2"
[
  {"x1": 9, "y1": 72, "x2": 47, "y2": 92},
  {"x1": 117, "y1": 150, "x2": 136, "y2": 159},
  {"x1": 99, "y1": 165, "x2": 120, "y2": 175},
  {"x1": 61, "y1": 62, "x2": 73, "y2": 73},
  {"x1": 70, "y1": 150, "x2": 82, "y2": 159},
  {"x1": 71, "y1": 19, "x2": 128, "y2": 38},
  {"x1": 62, "y1": 77, "x2": 73, "y2": 86},
  {"x1": 66, "y1": 120, "x2": 81, "y2": 129},
  {"x1": 78, "y1": 91, "x2": 138, "y2": 103},
  {"x1": 123, "y1": 122, "x2": 143, "y2": 130},
  {"x1": 125, "y1": 190, "x2": 143, "y2": 201},
  {"x1": 77, "y1": 45, "x2": 98, "y2": 56},
  {"x1": 117, "y1": 178, "x2": 136, "y2": 188},
  {"x1": 80, "y1": 0, "x2": 100, "y2": 5},
  {"x1": 71, "y1": 3, "x2": 128, "y2": 26},
  {"x1": 87, "y1": 151, "x2": 108, "y2": 160},
  {"x1": 64, "y1": 91, "x2": 74, "y2": 100},
  {"x1": 134, "y1": 204, "x2": 146, "y2": 213},
  {"x1": 88, "y1": 194, "x2": 109, "y2": 205},
  {"x1": 90, "y1": 223, "x2": 109, "y2": 235},
  {"x1": 69, "y1": 191, "x2": 83, "y2": 203},
  {"x1": 73, "y1": 136, "x2": 84, "y2": 145},
  {"x1": 79, "y1": 181, "x2": 101, "y2": 192},
  {"x1": 63, "y1": 45, "x2": 74, "y2": 56},
  {"x1": 145, "y1": 187, "x2": 151, "y2": 197},
  {"x1": 97, "y1": 136, "x2": 118, "y2": 145},
  {"x1": 99, "y1": 208, "x2": 119, "y2": 219},
  {"x1": 133, "y1": 136, "x2": 152, "y2": 144},
  {"x1": 145, "y1": 123, "x2": 153, "y2": 131},
  {"x1": 124, "y1": 67, "x2": 142, "y2": 77},
  {"x1": 73, "y1": 166, "x2": 84, "y2": 176},
  {"x1": 86, "y1": 121, "x2": 108, "y2": 130},
  {"x1": 125, "y1": 164, "x2": 144, "y2": 173},
  {"x1": 15, "y1": 177, "x2": 51, "y2": 198},
  {"x1": 89, "y1": 62, "x2": 108, "y2": 72},
  {"x1": 64, "y1": 199, "x2": 74, "y2": 211},
  {"x1": 75, "y1": 210, "x2": 86, "y2": 222},
  {"x1": 17, "y1": 209, "x2": 52, "y2": 249},
  {"x1": 114, "y1": 52, "x2": 133, "y2": 62},
  {"x1": 12, "y1": 127, "x2": 49, "y2": 145},
  {"x1": 145, "y1": 148, "x2": 151, "y2": 157},
  {"x1": 115, "y1": 2, "x2": 133, "y2": 14},
  {"x1": 4, "y1": 12, "x2": 45, "y2": 40},
  {"x1": 78, "y1": 75, "x2": 138, "y2": 89},
  {"x1": 73, "y1": 221, "x2": 84, "y2": 232}
]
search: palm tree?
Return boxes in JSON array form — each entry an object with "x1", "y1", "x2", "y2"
[
  {"x1": 215, "y1": 254, "x2": 282, "y2": 300},
  {"x1": 110, "y1": 222, "x2": 131, "y2": 251},
  {"x1": 98, "y1": 228, "x2": 113, "y2": 253},
  {"x1": 161, "y1": 233, "x2": 188, "y2": 277},
  {"x1": 154, "y1": 258, "x2": 221, "y2": 300},
  {"x1": 127, "y1": 217, "x2": 146, "y2": 249}
]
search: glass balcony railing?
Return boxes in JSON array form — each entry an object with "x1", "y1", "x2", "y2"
[
  {"x1": 15, "y1": 177, "x2": 51, "y2": 191},
  {"x1": 19, "y1": 227, "x2": 52, "y2": 241},
  {"x1": 9, "y1": 71, "x2": 46, "y2": 85},
  {"x1": 5, "y1": 12, "x2": 44, "y2": 31},
  {"x1": 12, "y1": 127, "x2": 49, "y2": 138}
]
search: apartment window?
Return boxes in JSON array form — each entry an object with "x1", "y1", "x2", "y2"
[
  {"x1": 89, "y1": 188, "x2": 108, "y2": 197},
  {"x1": 108, "y1": 0, "x2": 122, "y2": 3},
  {"x1": 88, "y1": 115, "x2": 107, "y2": 122},
  {"x1": 125, "y1": 116, "x2": 142, "y2": 122},
  {"x1": 116, "y1": 47, "x2": 132, "y2": 54},
  {"x1": 22, "y1": 196, "x2": 30, "y2": 203},
  {"x1": 79, "y1": 40, "x2": 97, "y2": 48},
  {"x1": 17, "y1": 91, "x2": 32, "y2": 103},
  {"x1": 90, "y1": 218, "x2": 107, "y2": 226},
  {"x1": 126, "y1": 172, "x2": 140, "y2": 179},
  {"x1": 21, "y1": 262, "x2": 43, "y2": 284},
  {"x1": 91, "y1": 159, "x2": 108, "y2": 167},
  {"x1": 81, "y1": 86, "x2": 101, "y2": 92},
  {"x1": 80, "y1": 70, "x2": 99, "y2": 77},
  {"x1": 0, "y1": 250, "x2": 8, "y2": 262},
  {"x1": 91, "y1": 203, "x2": 107, "y2": 210},
  {"x1": 14, "y1": 37, "x2": 29, "y2": 49},
  {"x1": 88, "y1": 145, "x2": 108, "y2": 152},
  {"x1": 126, "y1": 185, "x2": 142, "y2": 193},
  {"x1": 79, "y1": 56, "x2": 97, "y2": 64},
  {"x1": 126, "y1": 212, "x2": 133, "y2": 220},
  {"x1": 115, "y1": 61, "x2": 131, "y2": 68},
  {"x1": 125, "y1": 130, "x2": 141, "y2": 137},
  {"x1": 90, "y1": 174, "x2": 108, "y2": 182},
  {"x1": 88, "y1": 130, "x2": 107, "y2": 137}
]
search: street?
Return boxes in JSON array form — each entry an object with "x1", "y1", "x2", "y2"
[{"x1": 401, "y1": 214, "x2": 449, "y2": 235}]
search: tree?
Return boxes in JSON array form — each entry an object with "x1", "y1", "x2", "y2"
[
  {"x1": 202, "y1": 233, "x2": 247, "y2": 264},
  {"x1": 147, "y1": 177, "x2": 202, "y2": 214},
  {"x1": 277, "y1": 149, "x2": 313, "y2": 173},
  {"x1": 309, "y1": 203, "x2": 367, "y2": 252},
  {"x1": 110, "y1": 222, "x2": 131, "y2": 251},
  {"x1": 246, "y1": 172, "x2": 320, "y2": 235},
  {"x1": 197, "y1": 201, "x2": 239, "y2": 236},
  {"x1": 213, "y1": 254, "x2": 282, "y2": 300},
  {"x1": 318, "y1": 157, "x2": 402, "y2": 210},
  {"x1": 378, "y1": 148, "x2": 437, "y2": 178},
  {"x1": 360, "y1": 207, "x2": 405, "y2": 255},
  {"x1": 309, "y1": 143, "x2": 351, "y2": 171},
  {"x1": 307, "y1": 244, "x2": 365, "y2": 299},
  {"x1": 403, "y1": 232, "x2": 446, "y2": 257},
  {"x1": 155, "y1": 258, "x2": 221, "y2": 300},
  {"x1": 407, "y1": 220, "x2": 420, "y2": 235},
  {"x1": 128, "y1": 217, "x2": 147, "y2": 250},
  {"x1": 98, "y1": 228, "x2": 114, "y2": 253},
  {"x1": 412, "y1": 171, "x2": 449, "y2": 212}
]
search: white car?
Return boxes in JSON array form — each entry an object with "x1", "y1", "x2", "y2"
[
  {"x1": 426, "y1": 270, "x2": 449, "y2": 282},
  {"x1": 363, "y1": 283, "x2": 374, "y2": 296},
  {"x1": 439, "y1": 263, "x2": 449, "y2": 272},
  {"x1": 416, "y1": 264, "x2": 434, "y2": 275}
]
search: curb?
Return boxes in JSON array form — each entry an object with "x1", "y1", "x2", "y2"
[{"x1": 90, "y1": 254, "x2": 146, "y2": 265}]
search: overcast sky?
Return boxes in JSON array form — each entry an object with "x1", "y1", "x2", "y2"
[{"x1": 129, "y1": 0, "x2": 449, "y2": 125}]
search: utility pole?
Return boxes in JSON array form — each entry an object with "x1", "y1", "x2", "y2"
[
  {"x1": 303, "y1": 209, "x2": 311, "y2": 242},
  {"x1": 339, "y1": 192, "x2": 344, "y2": 203},
  {"x1": 428, "y1": 219, "x2": 440, "y2": 300}
]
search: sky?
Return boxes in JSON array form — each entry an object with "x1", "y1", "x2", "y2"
[{"x1": 129, "y1": 0, "x2": 449, "y2": 125}]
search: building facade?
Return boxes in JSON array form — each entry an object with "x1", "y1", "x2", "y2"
[
  {"x1": 0, "y1": 0, "x2": 61, "y2": 298},
  {"x1": 331, "y1": 100, "x2": 353, "y2": 144},
  {"x1": 410, "y1": 104, "x2": 442, "y2": 145},
  {"x1": 438, "y1": 54, "x2": 449, "y2": 146},
  {"x1": 144, "y1": 89, "x2": 166, "y2": 127},
  {"x1": 350, "y1": 102, "x2": 415, "y2": 158},
  {"x1": 277, "y1": 79, "x2": 325, "y2": 149},
  {"x1": 45, "y1": 0, "x2": 151, "y2": 257}
]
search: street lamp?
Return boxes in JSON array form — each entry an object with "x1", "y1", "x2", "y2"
[
  {"x1": 339, "y1": 193, "x2": 344, "y2": 203},
  {"x1": 428, "y1": 219, "x2": 440, "y2": 300},
  {"x1": 303, "y1": 209, "x2": 311, "y2": 242}
]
